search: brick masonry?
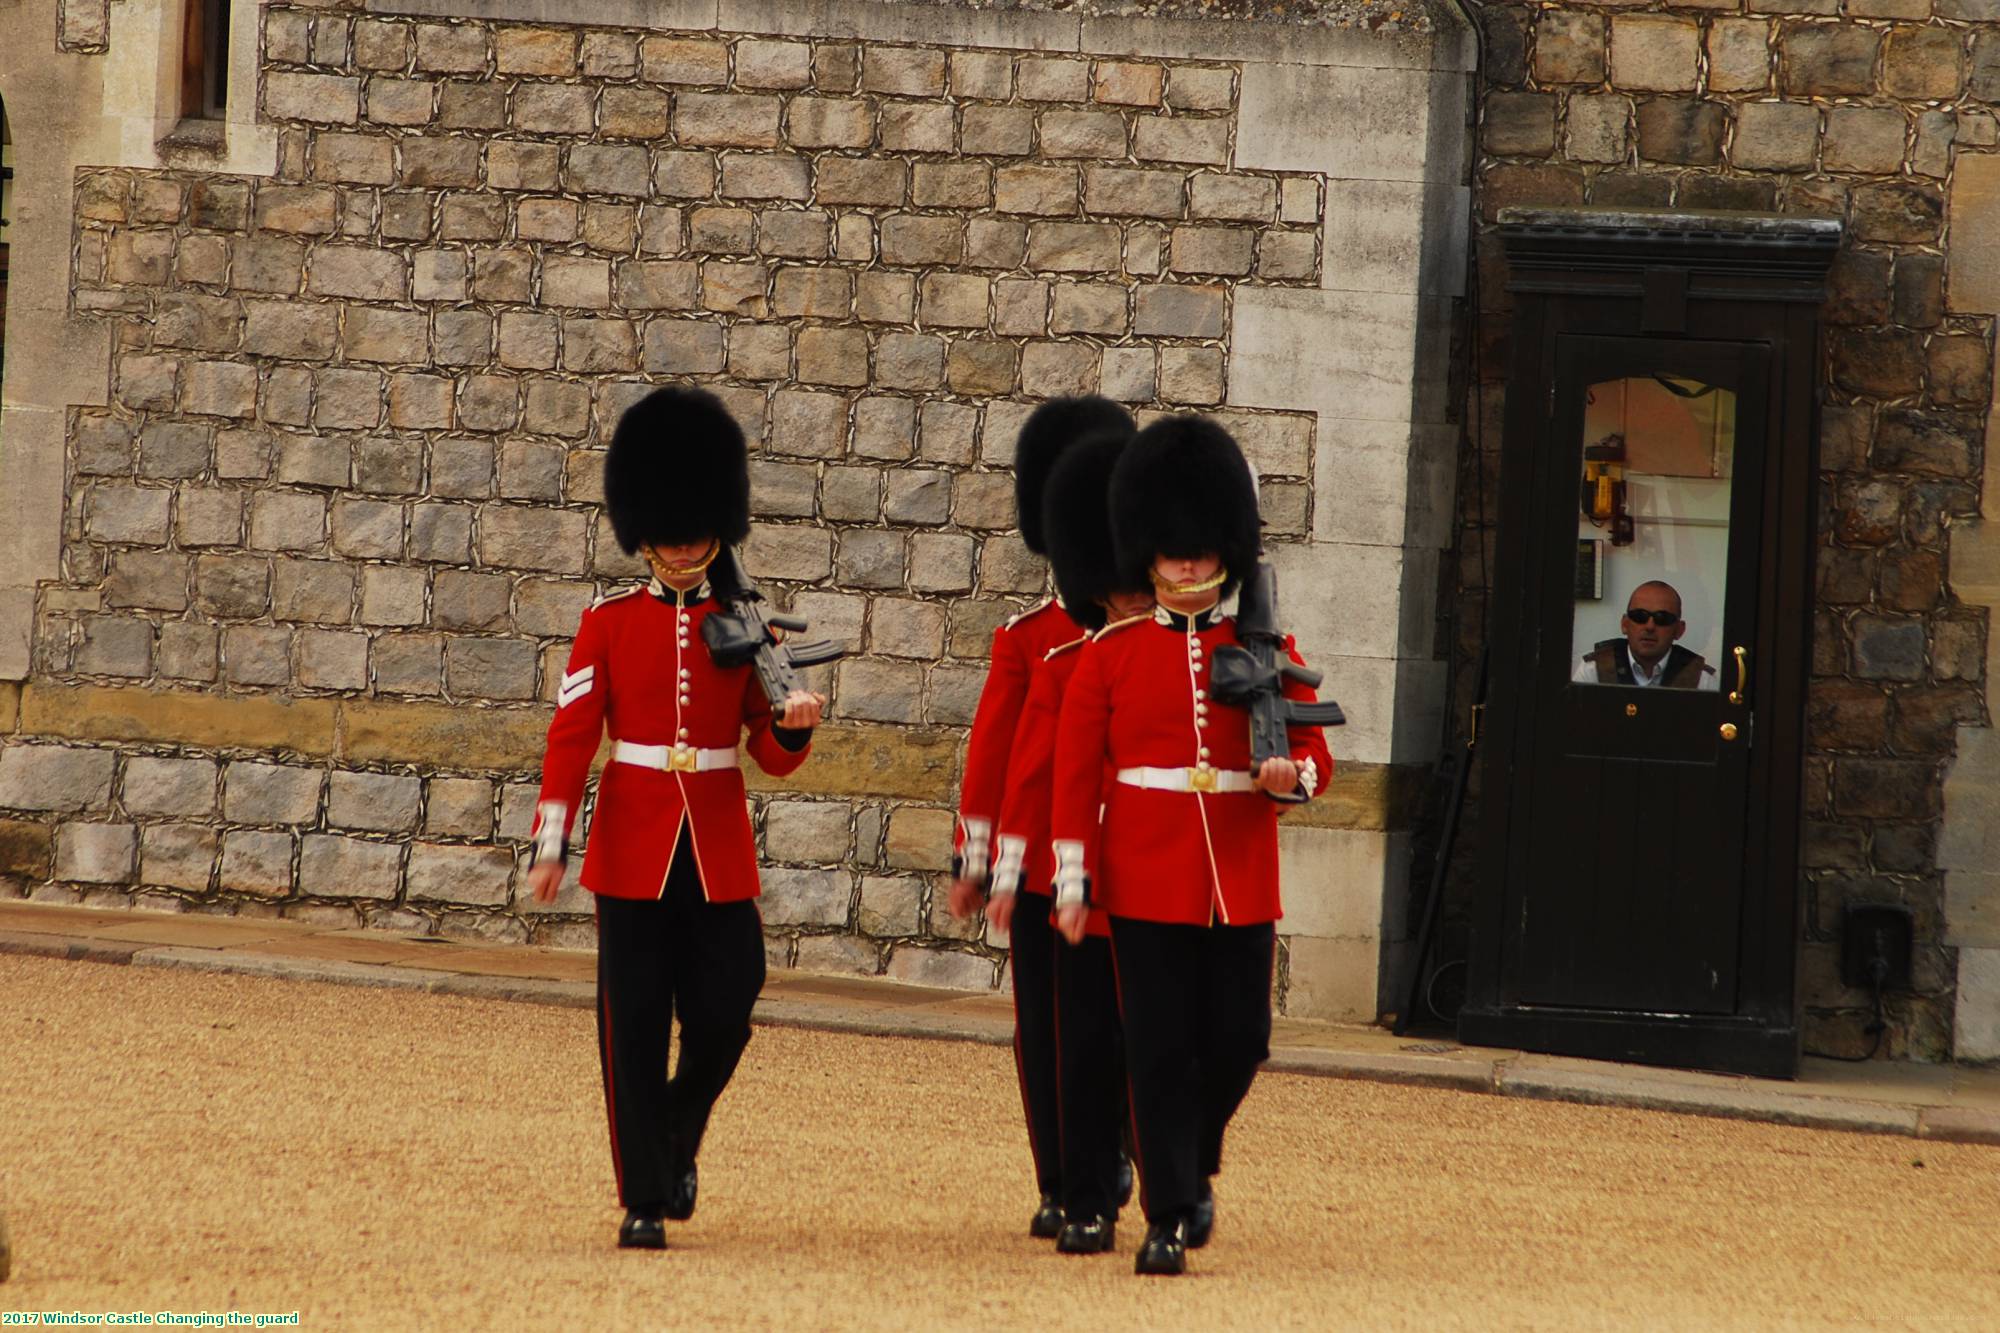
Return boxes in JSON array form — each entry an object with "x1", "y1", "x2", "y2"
[
  {"x1": 1462, "y1": 1, "x2": 2000, "y2": 1059},
  {"x1": 0, "y1": 2, "x2": 1468, "y2": 1010}
]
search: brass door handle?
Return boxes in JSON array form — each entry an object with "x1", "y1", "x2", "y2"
[
  {"x1": 1720, "y1": 722, "x2": 1739, "y2": 741},
  {"x1": 1729, "y1": 646, "x2": 1748, "y2": 706}
]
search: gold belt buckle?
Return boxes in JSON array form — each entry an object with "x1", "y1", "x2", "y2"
[
  {"x1": 669, "y1": 745, "x2": 699, "y2": 773},
  {"x1": 1188, "y1": 766, "x2": 1218, "y2": 793}
]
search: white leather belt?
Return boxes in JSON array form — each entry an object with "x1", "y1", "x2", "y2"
[
  {"x1": 611, "y1": 740, "x2": 739, "y2": 773},
  {"x1": 1116, "y1": 766, "x2": 1254, "y2": 794}
]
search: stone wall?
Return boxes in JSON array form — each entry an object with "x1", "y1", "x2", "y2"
[
  {"x1": 0, "y1": 0, "x2": 1473, "y2": 1016},
  {"x1": 1460, "y1": 0, "x2": 2000, "y2": 1058}
]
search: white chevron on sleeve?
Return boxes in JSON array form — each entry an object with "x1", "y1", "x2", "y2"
[{"x1": 557, "y1": 665, "x2": 595, "y2": 709}]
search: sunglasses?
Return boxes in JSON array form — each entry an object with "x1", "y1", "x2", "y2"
[{"x1": 1624, "y1": 608, "x2": 1680, "y2": 627}]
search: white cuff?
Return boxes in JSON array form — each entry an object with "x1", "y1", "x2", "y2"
[
  {"x1": 1052, "y1": 840, "x2": 1088, "y2": 909},
  {"x1": 957, "y1": 817, "x2": 993, "y2": 886},
  {"x1": 531, "y1": 801, "x2": 567, "y2": 867},
  {"x1": 990, "y1": 835, "x2": 1026, "y2": 897}
]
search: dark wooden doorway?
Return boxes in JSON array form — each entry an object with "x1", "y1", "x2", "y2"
[{"x1": 1460, "y1": 209, "x2": 1841, "y2": 1078}]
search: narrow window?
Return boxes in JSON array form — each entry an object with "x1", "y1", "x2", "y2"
[{"x1": 179, "y1": 0, "x2": 231, "y2": 121}]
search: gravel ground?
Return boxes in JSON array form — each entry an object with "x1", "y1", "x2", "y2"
[{"x1": 3, "y1": 955, "x2": 1997, "y2": 1330}]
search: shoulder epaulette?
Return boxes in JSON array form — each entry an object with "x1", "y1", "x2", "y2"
[
  {"x1": 1092, "y1": 612, "x2": 1150, "y2": 641},
  {"x1": 1043, "y1": 633, "x2": 1092, "y2": 661},
  {"x1": 590, "y1": 583, "x2": 646, "y2": 610},
  {"x1": 1002, "y1": 596, "x2": 1057, "y2": 631}
]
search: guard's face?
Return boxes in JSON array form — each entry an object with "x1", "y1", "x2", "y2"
[
  {"x1": 644, "y1": 539, "x2": 717, "y2": 589},
  {"x1": 1621, "y1": 588, "x2": 1685, "y2": 663},
  {"x1": 1103, "y1": 588, "x2": 1155, "y2": 620},
  {"x1": 1151, "y1": 553, "x2": 1225, "y2": 612}
]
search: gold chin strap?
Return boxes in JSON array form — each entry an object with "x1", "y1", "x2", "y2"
[
  {"x1": 647, "y1": 540, "x2": 720, "y2": 581},
  {"x1": 1148, "y1": 566, "x2": 1229, "y2": 596}
]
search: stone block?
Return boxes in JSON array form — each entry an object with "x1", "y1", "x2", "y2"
[
  {"x1": 406, "y1": 842, "x2": 514, "y2": 906},
  {"x1": 372, "y1": 634, "x2": 444, "y2": 696},
  {"x1": 446, "y1": 636, "x2": 539, "y2": 700},
  {"x1": 0, "y1": 746, "x2": 116, "y2": 813},
  {"x1": 863, "y1": 47, "x2": 946, "y2": 96},
  {"x1": 1733, "y1": 101, "x2": 1819, "y2": 172},
  {"x1": 881, "y1": 103, "x2": 956, "y2": 154},
  {"x1": 1483, "y1": 92, "x2": 1556, "y2": 157},
  {"x1": 56, "y1": 822, "x2": 137, "y2": 885},
  {"x1": 963, "y1": 105, "x2": 1035, "y2": 157},
  {"x1": 296, "y1": 629, "x2": 369, "y2": 690},
  {"x1": 1824, "y1": 107, "x2": 1907, "y2": 175},
  {"x1": 121, "y1": 756, "x2": 218, "y2": 819},
  {"x1": 1134, "y1": 283, "x2": 1226, "y2": 338},
  {"x1": 137, "y1": 824, "x2": 216, "y2": 892},
  {"x1": 75, "y1": 619, "x2": 154, "y2": 678},
  {"x1": 886, "y1": 946, "x2": 995, "y2": 991},
  {"x1": 1884, "y1": 27, "x2": 1963, "y2": 100},
  {"x1": 104, "y1": 552, "x2": 190, "y2": 612},
  {"x1": 329, "y1": 770, "x2": 422, "y2": 833},
  {"x1": 1706, "y1": 20, "x2": 1771, "y2": 93},
  {"x1": 1611, "y1": 16, "x2": 1700, "y2": 92},
  {"x1": 267, "y1": 72, "x2": 360, "y2": 124},
  {"x1": 676, "y1": 93, "x2": 781, "y2": 148},
  {"x1": 1534, "y1": 12, "x2": 1606, "y2": 84},
  {"x1": 1853, "y1": 181, "x2": 1944, "y2": 244},
  {"x1": 1284, "y1": 934, "x2": 1382, "y2": 1022},
  {"x1": 762, "y1": 866, "x2": 851, "y2": 925},
  {"x1": 478, "y1": 508, "x2": 590, "y2": 574},
  {"x1": 299, "y1": 834, "x2": 403, "y2": 900},
  {"x1": 1133, "y1": 117, "x2": 1230, "y2": 166},
  {"x1": 223, "y1": 756, "x2": 324, "y2": 820},
  {"x1": 857, "y1": 875, "x2": 922, "y2": 937},
  {"x1": 1636, "y1": 99, "x2": 1727, "y2": 166},
  {"x1": 1946, "y1": 155, "x2": 2000, "y2": 314},
  {"x1": 764, "y1": 800, "x2": 853, "y2": 864},
  {"x1": 1783, "y1": 24, "x2": 1881, "y2": 97},
  {"x1": 947, "y1": 340, "x2": 1019, "y2": 396},
  {"x1": 743, "y1": 524, "x2": 835, "y2": 582},
  {"x1": 220, "y1": 829, "x2": 295, "y2": 897},
  {"x1": 565, "y1": 144, "x2": 651, "y2": 199}
]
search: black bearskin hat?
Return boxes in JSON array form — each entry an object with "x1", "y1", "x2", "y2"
[
  {"x1": 603, "y1": 386, "x2": 750, "y2": 554},
  {"x1": 1041, "y1": 429, "x2": 1134, "y2": 632},
  {"x1": 1014, "y1": 396, "x2": 1135, "y2": 555},
  {"x1": 1109, "y1": 415, "x2": 1261, "y2": 598}
]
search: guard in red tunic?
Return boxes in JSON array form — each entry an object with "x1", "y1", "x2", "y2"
[
  {"x1": 1050, "y1": 416, "x2": 1334, "y2": 1276},
  {"x1": 991, "y1": 432, "x2": 1152, "y2": 1256},
  {"x1": 526, "y1": 386, "x2": 826, "y2": 1251},
  {"x1": 948, "y1": 395, "x2": 1133, "y2": 1240}
]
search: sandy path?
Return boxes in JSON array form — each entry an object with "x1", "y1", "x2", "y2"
[{"x1": 2, "y1": 955, "x2": 1996, "y2": 1330}]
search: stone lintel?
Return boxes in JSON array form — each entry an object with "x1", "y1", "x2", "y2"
[
  {"x1": 21, "y1": 683, "x2": 343, "y2": 758},
  {"x1": 2, "y1": 682, "x2": 1426, "y2": 827},
  {"x1": 365, "y1": 0, "x2": 1470, "y2": 70}
]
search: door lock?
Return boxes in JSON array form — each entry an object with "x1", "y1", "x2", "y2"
[{"x1": 1720, "y1": 722, "x2": 1739, "y2": 741}]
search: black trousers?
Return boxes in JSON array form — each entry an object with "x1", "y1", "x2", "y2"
[
  {"x1": 1055, "y1": 931, "x2": 1127, "y2": 1220},
  {"x1": 1109, "y1": 916, "x2": 1275, "y2": 1227},
  {"x1": 594, "y1": 836, "x2": 765, "y2": 1212},
  {"x1": 1008, "y1": 889, "x2": 1063, "y2": 1196}
]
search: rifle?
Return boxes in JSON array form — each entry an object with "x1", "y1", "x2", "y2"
[
  {"x1": 1209, "y1": 562, "x2": 1346, "y2": 793},
  {"x1": 699, "y1": 546, "x2": 847, "y2": 712}
]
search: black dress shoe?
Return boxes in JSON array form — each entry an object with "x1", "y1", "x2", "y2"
[
  {"x1": 664, "y1": 1162, "x2": 698, "y2": 1221},
  {"x1": 1186, "y1": 1183, "x2": 1215, "y2": 1249},
  {"x1": 1056, "y1": 1215, "x2": 1116, "y2": 1254},
  {"x1": 1029, "y1": 1195, "x2": 1065, "y2": 1239},
  {"x1": 618, "y1": 1211, "x2": 667, "y2": 1250},
  {"x1": 1134, "y1": 1221, "x2": 1186, "y2": 1275},
  {"x1": 1116, "y1": 1156, "x2": 1135, "y2": 1208}
]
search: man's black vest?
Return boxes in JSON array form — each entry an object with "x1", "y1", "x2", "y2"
[{"x1": 1583, "y1": 639, "x2": 1709, "y2": 689}]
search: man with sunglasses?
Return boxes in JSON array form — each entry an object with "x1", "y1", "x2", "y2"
[{"x1": 1575, "y1": 580, "x2": 1716, "y2": 689}]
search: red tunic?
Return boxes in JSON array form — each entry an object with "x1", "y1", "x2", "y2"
[
  {"x1": 1051, "y1": 609, "x2": 1334, "y2": 927},
  {"x1": 994, "y1": 631, "x2": 1113, "y2": 938},
  {"x1": 954, "y1": 599, "x2": 1089, "y2": 876},
  {"x1": 533, "y1": 580, "x2": 812, "y2": 902}
]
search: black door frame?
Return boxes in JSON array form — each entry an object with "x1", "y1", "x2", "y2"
[{"x1": 1460, "y1": 209, "x2": 1840, "y2": 1078}]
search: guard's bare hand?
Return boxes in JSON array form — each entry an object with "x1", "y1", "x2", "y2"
[
  {"x1": 1055, "y1": 903, "x2": 1089, "y2": 946},
  {"x1": 1254, "y1": 756, "x2": 1299, "y2": 796},
  {"x1": 780, "y1": 689, "x2": 827, "y2": 730},
  {"x1": 947, "y1": 878, "x2": 985, "y2": 919},
  {"x1": 527, "y1": 862, "x2": 564, "y2": 904},
  {"x1": 986, "y1": 891, "x2": 1017, "y2": 931}
]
